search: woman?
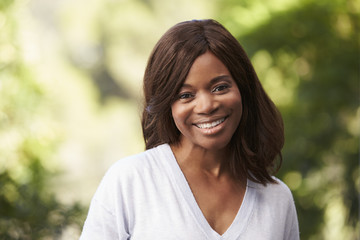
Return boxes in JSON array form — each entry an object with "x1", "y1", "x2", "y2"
[{"x1": 80, "y1": 19, "x2": 299, "y2": 239}]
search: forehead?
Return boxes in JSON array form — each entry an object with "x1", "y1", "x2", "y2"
[{"x1": 182, "y1": 51, "x2": 232, "y2": 86}]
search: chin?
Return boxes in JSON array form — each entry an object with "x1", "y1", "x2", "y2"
[{"x1": 195, "y1": 138, "x2": 232, "y2": 152}]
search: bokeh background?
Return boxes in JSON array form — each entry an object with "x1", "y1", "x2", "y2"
[{"x1": 0, "y1": 0, "x2": 359, "y2": 239}]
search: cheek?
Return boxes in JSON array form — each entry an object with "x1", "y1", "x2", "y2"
[
  {"x1": 237, "y1": 98, "x2": 243, "y2": 117},
  {"x1": 233, "y1": 90, "x2": 242, "y2": 112},
  {"x1": 171, "y1": 104, "x2": 186, "y2": 129},
  {"x1": 227, "y1": 92, "x2": 243, "y2": 125},
  {"x1": 226, "y1": 91, "x2": 242, "y2": 110},
  {"x1": 236, "y1": 99, "x2": 243, "y2": 122}
]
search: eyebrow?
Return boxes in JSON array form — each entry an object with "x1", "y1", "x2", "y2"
[
  {"x1": 209, "y1": 75, "x2": 232, "y2": 85},
  {"x1": 181, "y1": 75, "x2": 232, "y2": 89}
]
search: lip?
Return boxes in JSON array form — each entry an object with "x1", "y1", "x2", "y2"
[
  {"x1": 193, "y1": 116, "x2": 228, "y2": 125},
  {"x1": 193, "y1": 116, "x2": 228, "y2": 134}
]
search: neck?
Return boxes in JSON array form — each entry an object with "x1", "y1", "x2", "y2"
[{"x1": 170, "y1": 142, "x2": 231, "y2": 178}]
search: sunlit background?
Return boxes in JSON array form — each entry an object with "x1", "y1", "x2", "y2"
[{"x1": 0, "y1": 0, "x2": 359, "y2": 239}]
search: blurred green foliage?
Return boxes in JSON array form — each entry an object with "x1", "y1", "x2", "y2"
[
  {"x1": 219, "y1": 0, "x2": 359, "y2": 239},
  {"x1": 0, "y1": 0, "x2": 85, "y2": 239},
  {"x1": 0, "y1": 0, "x2": 358, "y2": 239}
]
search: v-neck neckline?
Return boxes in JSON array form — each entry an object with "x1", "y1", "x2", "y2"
[{"x1": 159, "y1": 144, "x2": 256, "y2": 239}]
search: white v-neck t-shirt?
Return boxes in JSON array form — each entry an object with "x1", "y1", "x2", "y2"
[{"x1": 80, "y1": 144, "x2": 299, "y2": 240}]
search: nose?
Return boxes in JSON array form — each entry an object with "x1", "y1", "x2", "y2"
[{"x1": 194, "y1": 92, "x2": 218, "y2": 114}]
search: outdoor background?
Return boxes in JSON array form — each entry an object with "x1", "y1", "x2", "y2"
[{"x1": 0, "y1": 0, "x2": 359, "y2": 239}]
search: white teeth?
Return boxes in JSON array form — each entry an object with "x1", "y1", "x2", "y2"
[{"x1": 196, "y1": 118, "x2": 225, "y2": 129}]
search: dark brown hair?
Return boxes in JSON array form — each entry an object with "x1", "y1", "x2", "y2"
[{"x1": 141, "y1": 19, "x2": 284, "y2": 184}]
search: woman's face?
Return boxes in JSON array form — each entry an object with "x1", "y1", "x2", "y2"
[{"x1": 171, "y1": 51, "x2": 242, "y2": 151}]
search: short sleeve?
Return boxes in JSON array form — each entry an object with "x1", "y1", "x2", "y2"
[
  {"x1": 283, "y1": 188, "x2": 300, "y2": 240},
  {"x1": 79, "y1": 162, "x2": 131, "y2": 240},
  {"x1": 80, "y1": 198, "x2": 129, "y2": 240}
]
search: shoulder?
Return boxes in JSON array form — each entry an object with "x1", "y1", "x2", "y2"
[
  {"x1": 245, "y1": 177, "x2": 299, "y2": 239},
  {"x1": 247, "y1": 177, "x2": 298, "y2": 221},
  {"x1": 248, "y1": 176, "x2": 292, "y2": 193},
  {"x1": 106, "y1": 144, "x2": 169, "y2": 174},
  {"x1": 91, "y1": 144, "x2": 171, "y2": 200},
  {"x1": 103, "y1": 143, "x2": 171, "y2": 181},
  {"x1": 248, "y1": 176, "x2": 295, "y2": 204}
]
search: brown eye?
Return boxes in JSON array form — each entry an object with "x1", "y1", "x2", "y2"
[
  {"x1": 179, "y1": 92, "x2": 194, "y2": 99},
  {"x1": 212, "y1": 84, "x2": 229, "y2": 93}
]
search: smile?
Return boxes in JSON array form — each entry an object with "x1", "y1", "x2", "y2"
[{"x1": 195, "y1": 117, "x2": 226, "y2": 129}]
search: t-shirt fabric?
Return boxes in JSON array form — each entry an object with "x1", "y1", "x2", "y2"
[{"x1": 80, "y1": 144, "x2": 300, "y2": 240}]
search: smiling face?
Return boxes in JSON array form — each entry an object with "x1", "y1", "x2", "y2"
[{"x1": 171, "y1": 51, "x2": 242, "y2": 152}]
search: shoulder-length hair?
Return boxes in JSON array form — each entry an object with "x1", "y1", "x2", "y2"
[{"x1": 141, "y1": 19, "x2": 284, "y2": 185}]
